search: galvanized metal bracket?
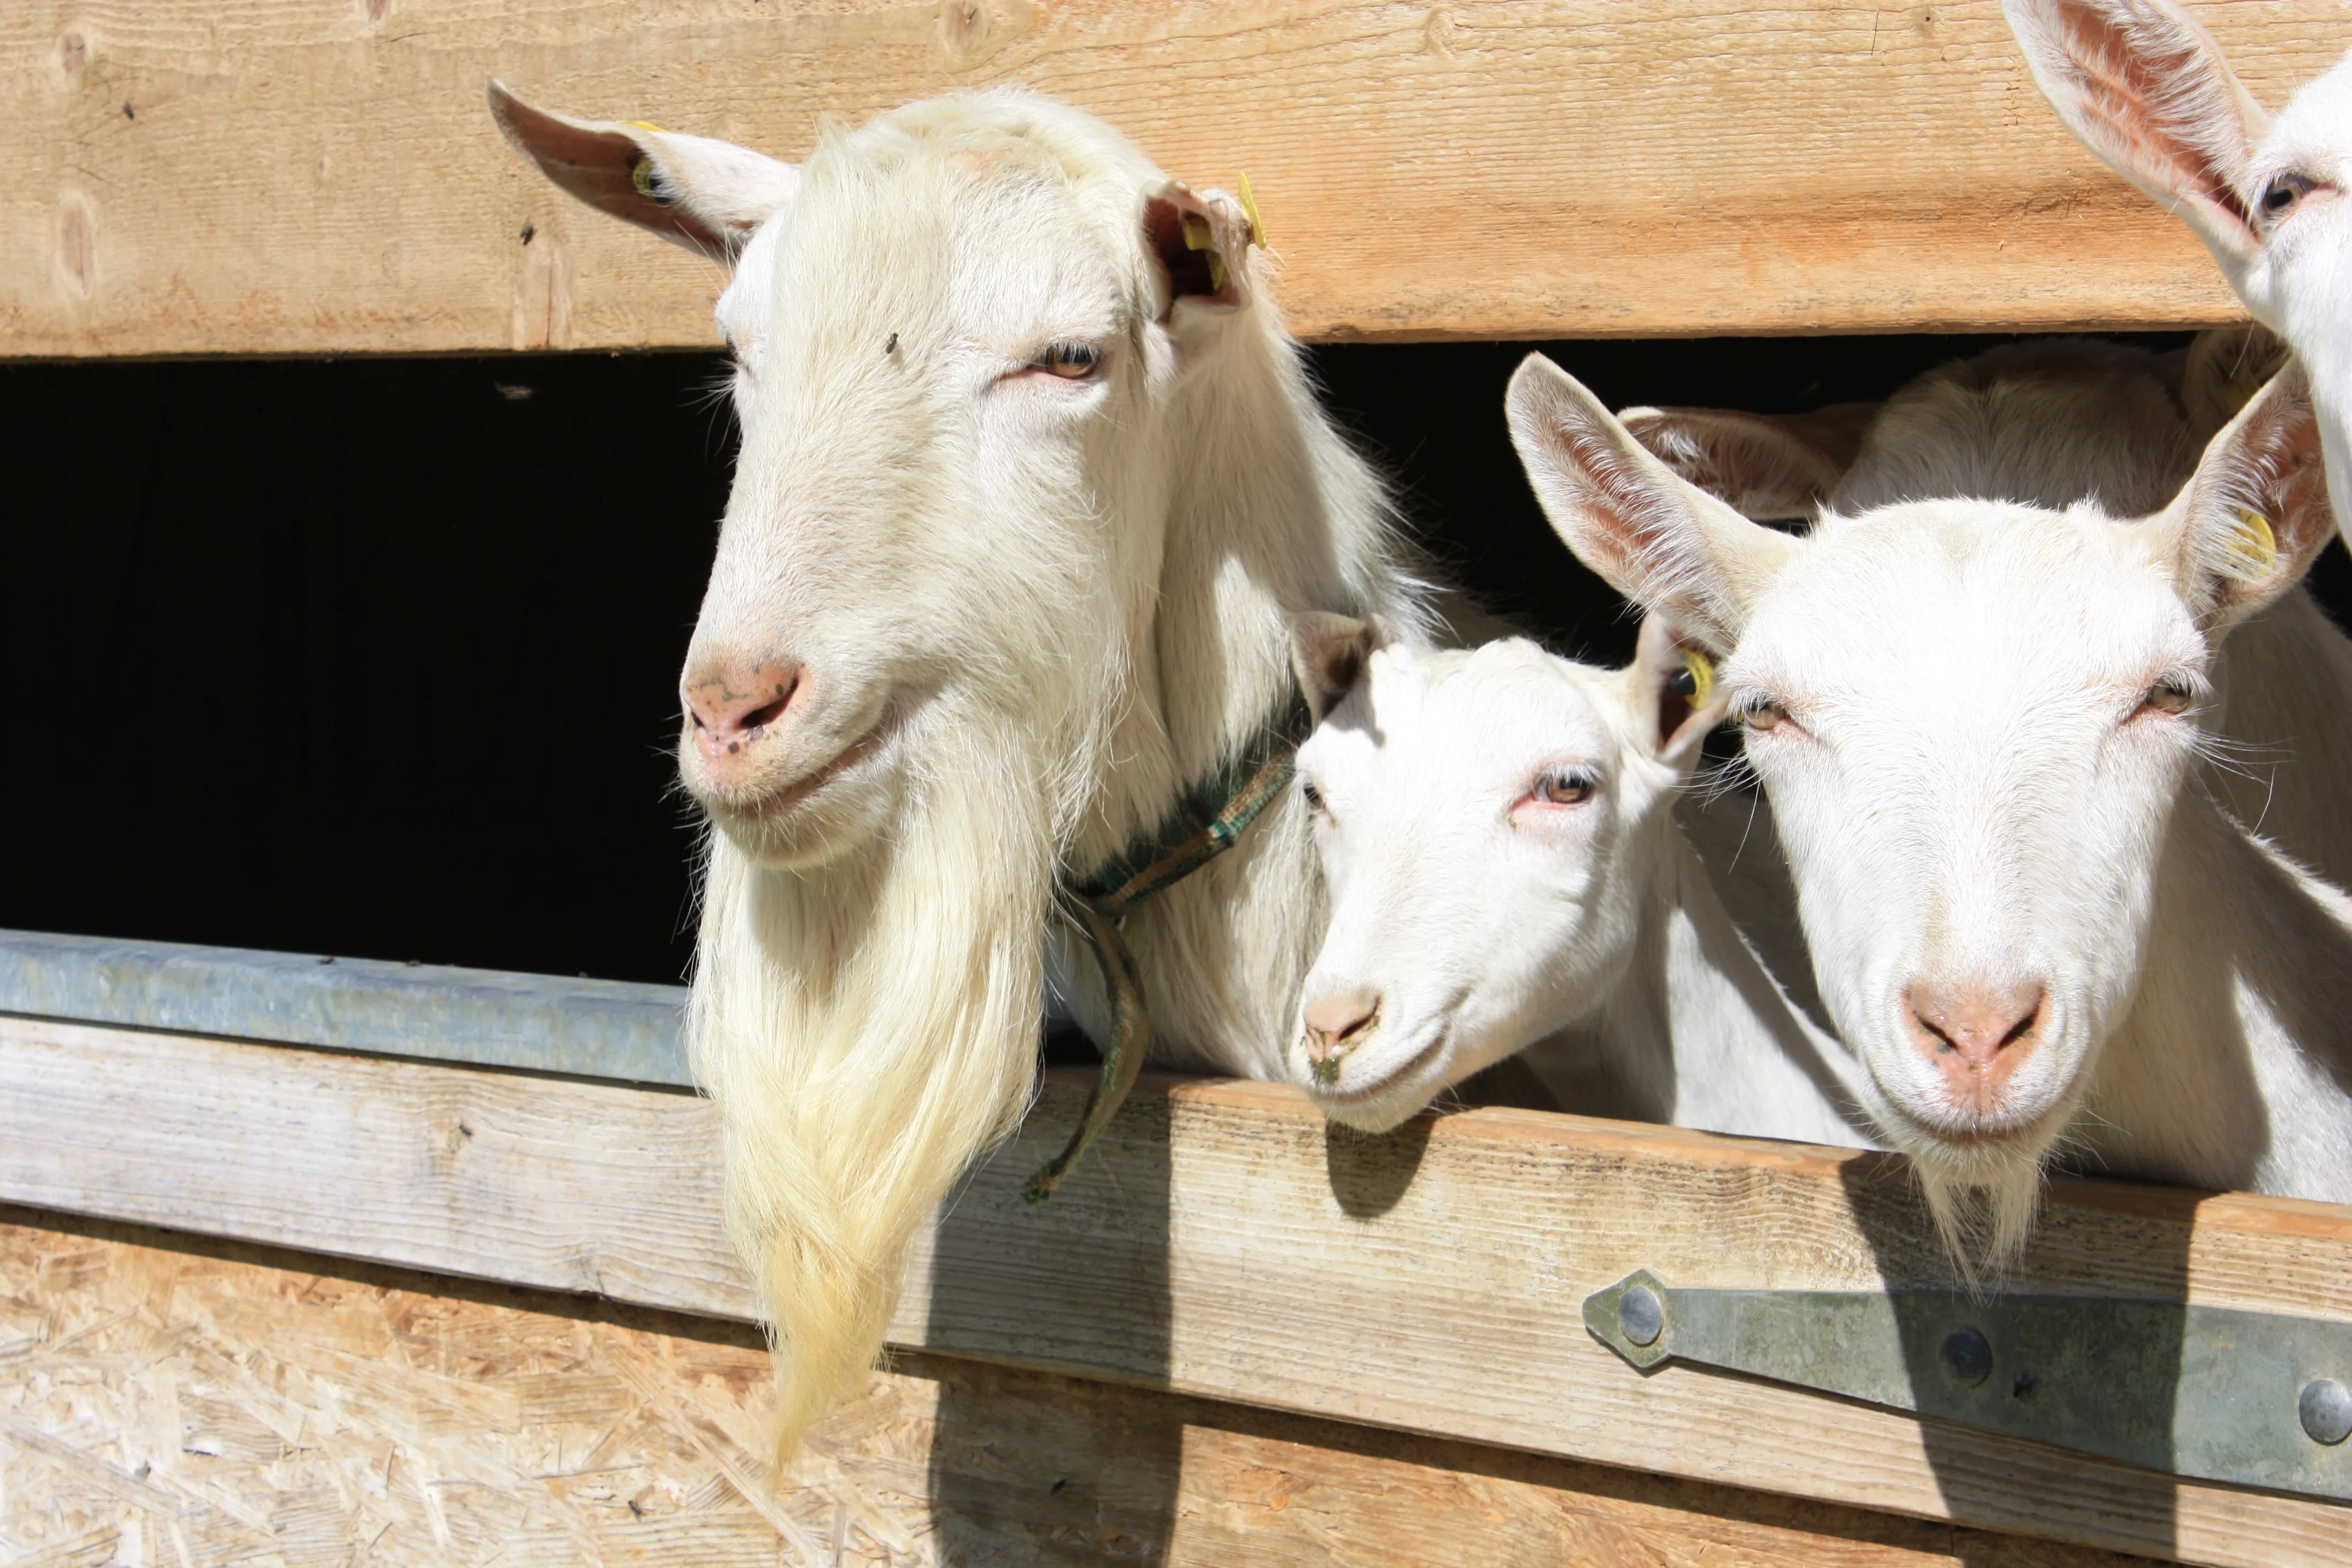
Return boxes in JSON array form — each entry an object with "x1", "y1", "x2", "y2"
[{"x1": 1585, "y1": 1270, "x2": 2352, "y2": 1500}]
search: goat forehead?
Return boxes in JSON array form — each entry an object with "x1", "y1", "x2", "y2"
[
  {"x1": 765, "y1": 173, "x2": 1125, "y2": 353},
  {"x1": 2267, "y1": 53, "x2": 2352, "y2": 168},
  {"x1": 1738, "y1": 505, "x2": 2188, "y2": 702},
  {"x1": 727, "y1": 98, "x2": 1155, "y2": 361},
  {"x1": 1311, "y1": 647, "x2": 1620, "y2": 803}
]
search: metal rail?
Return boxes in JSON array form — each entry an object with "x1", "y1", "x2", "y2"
[{"x1": 0, "y1": 928, "x2": 691, "y2": 1086}]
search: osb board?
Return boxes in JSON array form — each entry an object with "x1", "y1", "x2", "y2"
[
  {"x1": 0, "y1": 1211, "x2": 2160, "y2": 1567},
  {"x1": 7, "y1": 2, "x2": 2332, "y2": 358},
  {"x1": 6, "y1": 1017, "x2": 2349, "y2": 1564}
]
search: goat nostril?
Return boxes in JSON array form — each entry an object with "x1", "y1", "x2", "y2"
[
  {"x1": 738, "y1": 689, "x2": 793, "y2": 733},
  {"x1": 684, "y1": 667, "x2": 802, "y2": 756},
  {"x1": 1905, "y1": 982, "x2": 2046, "y2": 1077},
  {"x1": 1302, "y1": 996, "x2": 1381, "y2": 1081}
]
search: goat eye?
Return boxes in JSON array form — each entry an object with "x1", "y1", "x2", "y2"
[
  {"x1": 1532, "y1": 770, "x2": 1595, "y2": 806},
  {"x1": 1739, "y1": 698, "x2": 1788, "y2": 732},
  {"x1": 2260, "y1": 172, "x2": 2317, "y2": 220},
  {"x1": 1035, "y1": 340, "x2": 1102, "y2": 379},
  {"x1": 2143, "y1": 679, "x2": 2196, "y2": 716},
  {"x1": 1300, "y1": 780, "x2": 1326, "y2": 813}
]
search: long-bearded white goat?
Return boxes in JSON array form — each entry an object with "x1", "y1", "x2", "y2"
[
  {"x1": 1623, "y1": 334, "x2": 2352, "y2": 888},
  {"x1": 490, "y1": 86, "x2": 1429, "y2": 1453},
  {"x1": 1288, "y1": 614, "x2": 1877, "y2": 1146},
  {"x1": 1512, "y1": 352, "x2": 2352, "y2": 1266},
  {"x1": 2002, "y1": 0, "x2": 2351, "y2": 535}
]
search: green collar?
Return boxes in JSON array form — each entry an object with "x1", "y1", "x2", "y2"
[
  {"x1": 1024, "y1": 690, "x2": 1314, "y2": 1204},
  {"x1": 1077, "y1": 689, "x2": 1313, "y2": 914}
]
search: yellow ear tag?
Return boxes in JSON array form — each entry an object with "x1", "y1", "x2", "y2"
[
  {"x1": 624, "y1": 123, "x2": 672, "y2": 202},
  {"x1": 2229, "y1": 507, "x2": 2278, "y2": 574},
  {"x1": 1667, "y1": 648, "x2": 1716, "y2": 707},
  {"x1": 1683, "y1": 649, "x2": 1716, "y2": 707},
  {"x1": 1180, "y1": 213, "x2": 1227, "y2": 293},
  {"x1": 1238, "y1": 171, "x2": 1268, "y2": 246}
]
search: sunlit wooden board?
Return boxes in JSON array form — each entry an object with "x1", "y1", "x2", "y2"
[
  {"x1": 4, "y1": 1015, "x2": 2348, "y2": 1562},
  {"x1": 6, "y1": 2, "x2": 2337, "y2": 357}
]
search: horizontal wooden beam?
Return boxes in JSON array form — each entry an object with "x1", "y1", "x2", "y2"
[
  {"x1": 5, "y1": 1211, "x2": 2168, "y2": 1567},
  {"x1": 8, "y1": 2, "x2": 2337, "y2": 358},
  {"x1": 4, "y1": 1014, "x2": 2346, "y2": 1564}
]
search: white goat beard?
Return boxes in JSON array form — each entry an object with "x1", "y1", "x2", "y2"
[
  {"x1": 1908, "y1": 1143, "x2": 2049, "y2": 1283},
  {"x1": 687, "y1": 716, "x2": 1053, "y2": 1460}
]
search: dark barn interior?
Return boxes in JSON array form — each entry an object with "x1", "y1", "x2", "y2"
[{"x1": 9, "y1": 331, "x2": 2338, "y2": 984}]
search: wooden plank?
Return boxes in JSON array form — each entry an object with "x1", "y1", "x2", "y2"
[
  {"x1": 0, "y1": 1210, "x2": 2162, "y2": 1567},
  {"x1": 8, "y1": 2, "x2": 2338, "y2": 358},
  {"x1": 3, "y1": 1014, "x2": 2347, "y2": 1564}
]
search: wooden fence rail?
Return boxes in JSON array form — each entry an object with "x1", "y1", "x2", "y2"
[
  {"x1": 9, "y1": 1, "x2": 2342, "y2": 359},
  {"x1": 6, "y1": 966, "x2": 2351, "y2": 1564}
]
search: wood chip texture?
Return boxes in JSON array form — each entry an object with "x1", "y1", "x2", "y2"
[{"x1": 0, "y1": 1213, "x2": 2166, "y2": 1567}]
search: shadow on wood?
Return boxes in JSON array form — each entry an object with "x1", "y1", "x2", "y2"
[
  {"x1": 1837, "y1": 1159, "x2": 2192, "y2": 1562},
  {"x1": 925, "y1": 1063, "x2": 1180, "y2": 1562}
]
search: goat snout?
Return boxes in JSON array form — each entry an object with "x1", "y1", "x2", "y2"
[
  {"x1": 1903, "y1": 979, "x2": 2046, "y2": 1115},
  {"x1": 684, "y1": 659, "x2": 805, "y2": 783},
  {"x1": 1302, "y1": 991, "x2": 1380, "y2": 1084}
]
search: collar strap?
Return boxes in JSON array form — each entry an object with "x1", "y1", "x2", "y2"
[
  {"x1": 1076, "y1": 690, "x2": 1312, "y2": 915},
  {"x1": 1024, "y1": 691, "x2": 1312, "y2": 1204}
]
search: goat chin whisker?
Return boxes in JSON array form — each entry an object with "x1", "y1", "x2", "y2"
[{"x1": 1914, "y1": 1164, "x2": 2045, "y2": 1291}]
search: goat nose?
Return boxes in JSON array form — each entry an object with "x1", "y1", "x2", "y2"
[
  {"x1": 1903, "y1": 979, "x2": 2046, "y2": 1113},
  {"x1": 683, "y1": 660, "x2": 804, "y2": 769},
  {"x1": 1302, "y1": 992, "x2": 1381, "y2": 1070}
]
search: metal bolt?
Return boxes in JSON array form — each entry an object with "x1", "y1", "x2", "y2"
[
  {"x1": 1618, "y1": 1285, "x2": 1663, "y2": 1347},
  {"x1": 2299, "y1": 1379, "x2": 2352, "y2": 1445},
  {"x1": 1940, "y1": 1326, "x2": 1992, "y2": 1388}
]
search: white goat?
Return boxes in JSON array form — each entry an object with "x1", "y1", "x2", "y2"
[
  {"x1": 2003, "y1": 0, "x2": 2352, "y2": 537},
  {"x1": 1289, "y1": 614, "x2": 1877, "y2": 1146},
  {"x1": 492, "y1": 86, "x2": 1431, "y2": 1452},
  {"x1": 1512, "y1": 352, "x2": 2352, "y2": 1265},
  {"x1": 1624, "y1": 335, "x2": 2352, "y2": 889}
]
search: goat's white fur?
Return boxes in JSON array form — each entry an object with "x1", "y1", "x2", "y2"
[
  {"x1": 494, "y1": 86, "x2": 1430, "y2": 1453},
  {"x1": 1292, "y1": 617, "x2": 1878, "y2": 1145},
  {"x1": 2002, "y1": 0, "x2": 2352, "y2": 542},
  {"x1": 1515, "y1": 352, "x2": 2352, "y2": 1265},
  {"x1": 1624, "y1": 335, "x2": 2352, "y2": 890}
]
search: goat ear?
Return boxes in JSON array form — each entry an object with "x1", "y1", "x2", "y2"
[
  {"x1": 1144, "y1": 181, "x2": 1256, "y2": 326},
  {"x1": 1630, "y1": 614, "x2": 1731, "y2": 767},
  {"x1": 2155, "y1": 361, "x2": 2334, "y2": 634},
  {"x1": 1619, "y1": 405, "x2": 1853, "y2": 522},
  {"x1": 1292, "y1": 612, "x2": 1385, "y2": 723},
  {"x1": 2177, "y1": 322, "x2": 2293, "y2": 439},
  {"x1": 2000, "y1": 0, "x2": 2268, "y2": 277},
  {"x1": 1506, "y1": 353, "x2": 1795, "y2": 655},
  {"x1": 489, "y1": 81, "x2": 799, "y2": 258}
]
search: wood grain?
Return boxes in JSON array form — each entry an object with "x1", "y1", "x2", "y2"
[
  {"x1": 0, "y1": 1211, "x2": 2163, "y2": 1567},
  {"x1": 7, "y1": 2, "x2": 2339, "y2": 358},
  {"x1": 4, "y1": 1014, "x2": 2348, "y2": 1564}
]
